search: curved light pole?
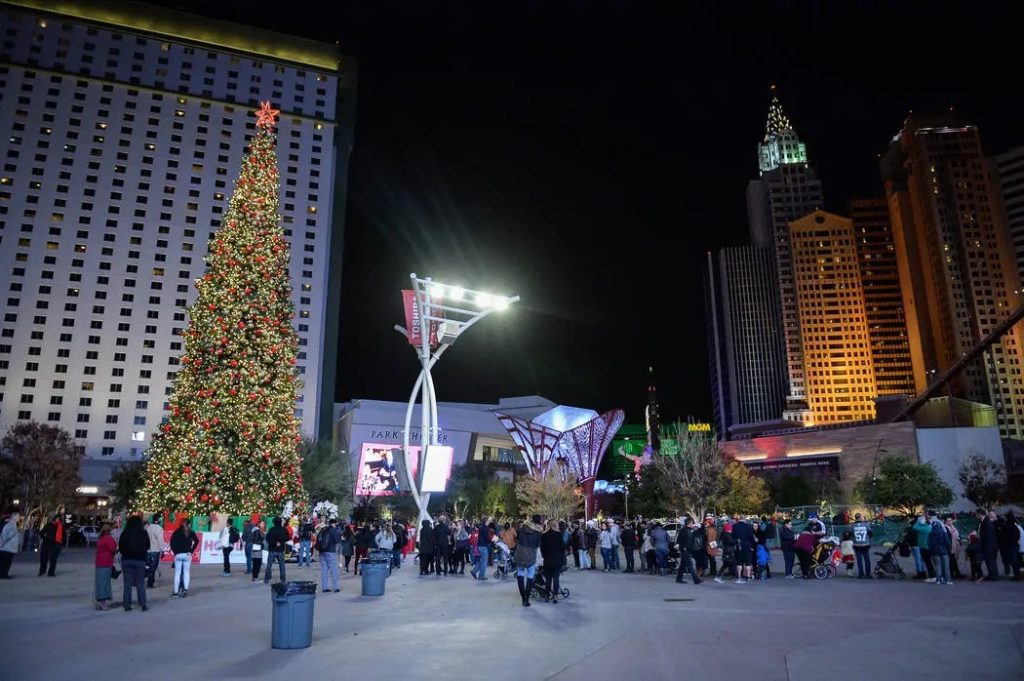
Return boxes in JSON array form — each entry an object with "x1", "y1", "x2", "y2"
[{"x1": 395, "y1": 273, "x2": 519, "y2": 527}]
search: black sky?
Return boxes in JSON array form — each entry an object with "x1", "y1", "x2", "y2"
[{"x1": 147, "y1": 0, "x2": 1022, "y2": 423}]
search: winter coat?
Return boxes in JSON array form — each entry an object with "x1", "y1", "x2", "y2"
[
  {"x1": 118, "y1": 521, "x2": 149, "y2": 561},
  {"x1": 540, "y1": 529, "x2": 564, "y2": 566},
  {"x1": 778, "y1": 526, "x2": 796, "y2": 551},
  {"x1": 418, "y1": 523, "x2": 435, "y2": 553},
  {"x1": 0, "y1": 519, "x2": 20, "y2": 553},
  {"x1": 433, "y1": 523, "x2": 450, "y2": 553},
  {"x1": 676, "y1": 526, "x2": 695, "y2": 553},
  {"x1": 514, "y1": 521, "x2": 542, "y2": 567},
  {"x1": 926, "y1": 520, "x2": 950, "y2": 556},
  {"x1": 375, "y1": 531, "x2": 396, "y2": 551},
  {"x1": 318, "y1": 526, "x2": 342, "y2": 553},
  {"x1": 500, "y1": 527, "x2": 518, "y2": 549},
  {"x1": 40, "y1": 519, "x2": 63, "y2": 545},
  {"x1": 998, "y1": 519, "x2": 1021, "y2": 550},
  {"x1": 146, "y1": 523, "x2": 165, "y2": 553},
  {"x1": 794, "y1": 531, "x2": 816, "y2": 553},
  {"x1": 340, "y1": 527, "x2": 354, "y2": 556},
  {"x1": 650, "y1": 527, "x2": 669, "y2": 551},
  {"x1": 354, "y1": 527, "x2": 374, "y2": 550},
  {"x1": 250, "y1": 527, "x2": 265, "y2": 551},
  {"x1": 599, "y1": 530, "x2": 612, "y2": 550},
  {"x1": 169, "y1": 526, "x2": 200, "y2": 555},
  {"x1": 576, "y1": 528, "x2": 589, "y2": 550},
  {"x1": 476, "y1": 522, "x2": 491, "y2": 548},
  {"x1": 731, "y1": 521, "x2": 755, "y2": 549},
  {"x1": 977, "y1": 517, "x2": 998, "y2": 552},
  {"x1": 912, "y1": 519, "x2": 932, "y2": 549},
  {"x1": 265, "y1": 525, "x2": 290, "y2": 552},
  {"x1": 705, "y1": 525, "x2": 720, "y2": 557},
  {"x1": 95, "y1": 534, "x2": 117, "y2": 568},
  {"x1": 621, "y1": 528, "x2": 636, "y2": 548}
]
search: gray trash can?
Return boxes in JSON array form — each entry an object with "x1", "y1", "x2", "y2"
[
  {"x1": 369, "y1": 549, "x2": 393, "y2": 576},
  {"x1": 361, "y1": 559, "x2": 389, "y2": 596},
  {"x1": 271, "y1": 581, "x2": 317, "y2": 649}
]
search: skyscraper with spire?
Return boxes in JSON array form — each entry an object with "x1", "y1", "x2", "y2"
[{"x1": 746, "y1": 87, "x2": 824, "y2": 422}]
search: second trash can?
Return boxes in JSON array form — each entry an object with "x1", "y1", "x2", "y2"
[
  {"x1": 271, "y1": 581, "x2": 317, "y2": 650},
  {"x1": 361, "y1": 558, "x2": 389, "y2": 596}
]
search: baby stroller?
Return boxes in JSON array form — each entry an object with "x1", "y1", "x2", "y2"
[
  {"x1": 532, "y1": 569, "x2": 570, "y2": 601},
  {"x1": 809, "y1": 536, "x2": 842, "y2": 580},
  {"x1": 493, "y1": 541, "x2": 514, "y2": 581},
  {"x1": 872, "y1": 545, "x2": 907, "y2": 579}
]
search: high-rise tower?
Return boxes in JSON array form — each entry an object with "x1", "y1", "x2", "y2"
[
  {"x1": 0, "y1": 0, "x2": 356, "y2": 459},
  {"x1": 882, "y1": 114, "x2": 1024, "y2": 438},
  {"x1": 746, "y1": 88, "x2": 824, "y2": 420}
]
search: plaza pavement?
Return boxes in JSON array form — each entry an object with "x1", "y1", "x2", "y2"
[{"x1": 1, "y1": 547, "x2": 1022, "y2": 681}]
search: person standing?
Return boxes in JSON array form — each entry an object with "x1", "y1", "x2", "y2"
[
  {"x1": 38, "y1": 514, "x2": 65, "y2": 577},
  {"x1": 944, "y1": 516, "x2": 962, "y2": 579},
  {"x1": 0, "y1": 510, "x2": 20, "y2": 579},
  {"x1": 472, "y1": 516, "x2": 491, "y2": 581},
  {"x1": 599, "y1": 523, "x2": 613, "y2": 571},
  {"x1": 118, "y1": 515, "x2": 149, "y2": 612},
  {"x1": 585, "y1": 521, "x2": 599, "y2": 570},
  {"x1": 241, "y1": 520, "x2": 254, "y2": 575},
  {"x1": 927, "y1": 510, "x2": 952, "y2": 585},
  {"x1": 998, "y1": 511, "x2": 1021, "y2": 580},
  {"x1": 170, "y1": 519, "x2": 200, "y2": 597},
  {"x1": 575, "y1": 523, "x2": 591, "y2": 570},
  {"x1": 340, "y1": 522, "x2": 355, "y2": 573},
  {"x1": 976, "y1": 509, "x2": 999, "y2": 581},
  {"x1": 297, "y1": 516, "x2": 314, "y2": 568},
  {"x1": 704, "y1": 517, "x2": 719, "y2": 578},
  {"x1": 675, "y1": 517, "x2": 702, "y2": 584},
  {"x1": 249, "y1": 521, "x2": 265, "y2": 582},
  {"x1": 418, "y1": 519, "x2": 435, "y2": 576},
  {"x1": 621, "y1": 522, "x2": 637, "y2": 573},
  {"x1": 730, "y1": 516, "x2": 756, "y2": 584},
  {"x1": 376, "y1": 522, "x2": 397, "y2": 565},
  {"x1": 433, "y1": 515, "x2": 450, "y2": 577},
  {"x1": 392, "y1": 520, "x2": 407, "y2": 570},
  {"x1": 264, "y1": 516, "x2": 289, "y2": 584},
  {"x1": 354, "y1": 522, "x2": 374, "y2": 575},
  {"x1": 145, "y1": 515, "x2": 165, "y2": 589},
  {"x1": 913, "y1": 515, "x2": 936, "y2": 580},
  {"x1": 851, "y1": 513, "x2": 873, "y2": 579},
  {"x1": 94, "y1": 523, "x2": 117, "y2": 610},
  {"x1": 540, "y1": 520, "x2": 564, "y2": 603},
  {"x1": 608, "y1": 519, "x2": 621, "y2": 571},
  {"x1": 651, "y1": 523, "x2": 670, "y2": 575},
  {"x1": 515, "y1": 515, "x2": 543, "y2": 607},
  {"x1": 318, "y1": 518, "x2": 342, "y2": 593},
  {"x1": 779, "y1": 519, "x2": 796, "y2": 579}
]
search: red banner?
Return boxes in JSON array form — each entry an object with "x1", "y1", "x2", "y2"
[{"x1": 402, "y1": 289, "x2": 439, "y2": 347}]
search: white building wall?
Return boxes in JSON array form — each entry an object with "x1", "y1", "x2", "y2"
[
  {"x1": 915, "y1": 426, "x2": 1004, "y2": 512},
  {"x1": 0, "y1": 7, "x2": 341, "y2": 460}
]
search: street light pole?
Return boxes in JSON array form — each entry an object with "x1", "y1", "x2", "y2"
[{"x1": 396, "y1": 273, "x2": 519, "y2": 527}]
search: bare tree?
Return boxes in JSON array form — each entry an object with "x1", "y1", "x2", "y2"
[
  {"x1": 515, "y1": 474, "x2": 582, "y2": 521},
  {"x1": 2, "y1": 422, "x2": 81, "y2": 528},
  {"x1": 652, "y1": 429, "x2": 727, "y2": 521}
]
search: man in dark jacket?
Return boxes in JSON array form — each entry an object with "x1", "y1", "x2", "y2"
[
  {"x1": 539, "y1": 520, "x2": 565, "y2": 603},
  {"x1": 621, "y1": 523, "x2": 637, "y2": 573},
  {"x1": 779, "y1": 519, "x2": 797, "y2": 578},
  {"x1": 471, "y1": 516, "x2": 491, "y2": 581},
  {"x1": 263, "y1": 517, "x2": 289, "y2": 584},
  {"x1": 976, "y1": 509, "x2": 999, "y2": 581},
  {"x1": 515, "y1": 516, "x2": 543, "y2": 607},
  {"x1": 418, "y1": 519, "x2": 435, "y2": 576},
  {"x1": 297, "y1": 517, "x2": 314, "y2": 568},
  {"x1": 38, "y1": 514, "x2": 64, "y2": 577},
  {"x1": 433, "y1": 515, "x2": 450, "y2": 576},
  {"x1": 675, "y1": 517, "x2": 702, "y2": 584},
  {"x1": 318, "y1": 518, "x2": 342, "y2": 592},
  {"x1": 392, "y1": 521, "x2": 407, "y2": 570},
  {"x1": 118, "y1": 515, "x2": 150, "y2": 611},
  {"x1": 731, "y1": 516, "x2": 756, "y2": 583}
]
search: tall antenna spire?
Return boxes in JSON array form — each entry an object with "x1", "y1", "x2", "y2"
[
  {"x1": 764, "y1": 85, "x2": 794, "y2": 141},
  {"x1": 758, "y1": 85, "x2": 808, "y2": 174},
  {"x1": 646, "y1": 366, "x2": 660, "y2": 453}
]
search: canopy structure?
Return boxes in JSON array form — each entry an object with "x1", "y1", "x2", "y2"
[
  {"x1": 494, "y1": 405, "x2": 625, "y2": 518},
  {"x1": 493, "y1": 412, "x2": 563, "y2": 479}
]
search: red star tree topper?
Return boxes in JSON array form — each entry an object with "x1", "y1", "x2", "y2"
[{"x1": 138, "y1": 103, "x2": 307, "y2": 516}]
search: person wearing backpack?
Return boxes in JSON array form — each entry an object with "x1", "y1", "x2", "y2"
[
  {"x1": 317, "y1": 518, "x2": 342, "y2": 592},
  {"x1": 926, "y1": 510, "x2": 952, "y2": 585},
  {"x1": 217, "y1": 521, "x2": 239, "y2": 576},
  {"x1": 298, "y1": 517, "x2": 315, "y2": 568}
]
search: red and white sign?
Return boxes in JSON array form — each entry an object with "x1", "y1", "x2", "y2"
[
  {"x1": 402, "y1": 289, "x2": 439, "y2": 348},
  {"x1": 159, "y1": 530, "x2": 247, "y2": 564}
]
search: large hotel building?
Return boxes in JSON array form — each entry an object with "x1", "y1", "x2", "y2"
[{"x1": 0, "y1": 1, "x2": 355, "y2": 461}]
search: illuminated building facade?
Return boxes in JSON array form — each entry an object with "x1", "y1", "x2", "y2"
[
  {"x1": 704, "y1": 247, "x2": 787, "y2": 437},
  {"x1": 882, "y1": 115, "x2": 1024, "y2": 438},
  {"x1": 849, "y1": 197, "x2": 916, "y2": 397},
  {"x1": 746, "y1": 89, "x2": 824, "y2": 415},
  {"x1": 0, "y1": 0, "x2": 356, "y2": 458},
  {"x1": 789, "y1": 211, "x2": 877, "y2": 424},
  {"x1": 995, "y1": 146, "x2": 1024, "y2": 283}
]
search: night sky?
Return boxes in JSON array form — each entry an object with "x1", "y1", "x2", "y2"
[{"x1": 146, "y1": 1, "x2": 1021, "y2": 423}]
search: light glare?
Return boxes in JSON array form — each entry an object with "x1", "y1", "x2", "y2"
[
  {"x1": 475, "y1": 292, "x2": 493, "y2": 308},
  {"x1": 449, "y1": 286, "x2": 465, "y2": 301},
  {"x1": 429, "y1": 284, "x2": 445, "y2": 299}
]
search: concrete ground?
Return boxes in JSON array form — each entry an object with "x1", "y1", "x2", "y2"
[{"x1": 1, "y1": 547, "x2": 1022, "y2": 681}]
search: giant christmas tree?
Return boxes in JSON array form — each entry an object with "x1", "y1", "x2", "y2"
[{"x1": 138, "y1": 102, "x2": 306, "y2": 516}]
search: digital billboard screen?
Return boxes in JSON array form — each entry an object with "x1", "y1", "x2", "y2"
[{"x1": 355, "y1": 443, "x2": 419, "y2": 496}]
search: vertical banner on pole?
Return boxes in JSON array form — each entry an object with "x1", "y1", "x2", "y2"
[{"x1": 402, "y1": 290, "x2": 421, "y2": 346}]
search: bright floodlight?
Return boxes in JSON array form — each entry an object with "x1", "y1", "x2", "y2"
[
  {"x1": 494, "y1": 296, "x2": 510, "y2": 310},
  {"x1": 449, "y1": 286, "x2": 465, "y2": 301},
  {"x1": 475, "y1": 292, "x2": 493, "y2": 308},
  {"x1": 429, "y1": 283, "x2": 446, "y2": 299}
]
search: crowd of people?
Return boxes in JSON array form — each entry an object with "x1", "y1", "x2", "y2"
[{"x1": 1, "y1": 505, "x2": 1022, "y2": 612}]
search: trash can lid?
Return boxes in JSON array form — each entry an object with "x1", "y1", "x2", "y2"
[{"x1": 271, "y1": 581, "x2": 318, "y2": 596}]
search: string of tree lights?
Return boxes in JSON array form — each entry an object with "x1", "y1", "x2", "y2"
[{"x1": 137, "y1": 102, "x2": 308, "y2": 516}]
